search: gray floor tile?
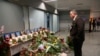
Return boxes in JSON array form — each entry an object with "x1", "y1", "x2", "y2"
[{"x1": 56, "y1": 28, "x2": 100, "y2": 56}]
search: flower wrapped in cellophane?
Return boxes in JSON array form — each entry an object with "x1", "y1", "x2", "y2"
[{"x1": 23, "y1": 28, "x2": 70, "y2": 56}]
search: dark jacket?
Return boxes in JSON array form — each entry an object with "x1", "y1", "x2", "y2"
[{"x1": 70, "y1": 16, "x2": 85, "y2": 41}]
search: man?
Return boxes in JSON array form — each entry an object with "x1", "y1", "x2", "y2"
[
  {"x1": 89, "y1": 18, "x2": 92, "y2": 32},
  {"x1": 70, "y1": 10, "x2": 85, "y2": 56},
  {"x1": 92, "y1": 18, "x2": 96, "y2": 31}
]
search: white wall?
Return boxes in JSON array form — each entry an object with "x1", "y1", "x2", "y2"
[
  {"x1": 23, "y1": 7, "x2": 29, "y2": 30},
  {"x1": 29, "y1": 7, "x2": 59, "y2": 32},
  {"x1": 59, "y1": 10, "x2": 90, "y2": 31},
  {"x1": 0, "y1": 1, "x2": 59, "y2": 33},
  {"x1": 0, "y1": 1, "x2": 24, "y2": 33},
  {"x1": 53, "y1": 14, "x2": 59, "y2": 32},
  {"x1": 90, "y1": 1, "x2": 100, "y2": 18},
  {"x1": 59, "y1": 13, "x2": 72, "y2": 31},
  {"x1": 29, "y1": 7, "x2": 45, "y2": 29},
  {"x1": 90, "y1": 11, "x2": 100, "y2": 18},
  {"x1": 49, "y1": 14, "x2": 53, "y2": 31}
]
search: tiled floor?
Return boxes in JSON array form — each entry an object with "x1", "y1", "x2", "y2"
[{"x1": 56, "y1": 28, "x2": 100, "y2": 56}]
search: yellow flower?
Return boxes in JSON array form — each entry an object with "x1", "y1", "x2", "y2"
[
  {"x1": 55, "y1": 39, "x2": 57, "y2": 42},
  {"x1": 45, "y1": 45, "x2": 49, "y2": 49},
  {"x1": 57, "y1": 38, "x2": 60, "y2": 40}
]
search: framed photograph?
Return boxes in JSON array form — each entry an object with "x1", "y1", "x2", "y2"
[
  {"x1": 10, "y1": 33, "x2": 16, "y2": 38},
  {"x1": 26, "y1": 30, "x2": 30, "y2": 34},
  {"x1": 15, "y1": 32, "x2": 21, "y2": 37},
  {"x1": 4, "y1": 33, "x2": 10, "y2": 39}
]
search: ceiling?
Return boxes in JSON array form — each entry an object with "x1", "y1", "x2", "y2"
[
  {"x1": 43, "y1": 0, "x2": 100, "y2": 10},
  {"x1": 7, "y1": 0, "x2": 100, "y2": 11},
  {"x1": 8, "y1": 0, "x2": 42, "y2": 6}
]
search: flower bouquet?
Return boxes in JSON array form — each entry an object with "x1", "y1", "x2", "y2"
[
  {"x1": 12, "y1": 38, "x2": 17, "y2": 44},
  {"x1": 27, "y1": 35, "x2": 32, "y2": 40},
  {"x1": 24, "y1": 28, "x2": 70, "y2": 56},
  {"x1": 18, "y1": 38, "x2": 23, "y2": 43},
  {"x1": 66, "y1": 35, "x2": 74, "y2": 50}
]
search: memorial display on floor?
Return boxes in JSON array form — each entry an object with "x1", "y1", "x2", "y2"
[
  {"x1": 18, "y1": 28, "x2": 70, "y2": 56},
  {"x1": 2, "y1": 27, "x2": 71, "y2": 56}
]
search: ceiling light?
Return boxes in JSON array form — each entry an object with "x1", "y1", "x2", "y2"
[
  {"x1": 58, "y1": 7, "x2": 70, "y2": 10},
  {"x1": 76, "y1": 3, "x2": 83, "y2": 5},
  {"x1": 43, "y1": 0, "x2": 57, "y2": 2}
]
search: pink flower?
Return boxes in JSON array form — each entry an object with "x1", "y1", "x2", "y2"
[{"x1": 38, "y1": 44, "x2": 45, "y2": 50}]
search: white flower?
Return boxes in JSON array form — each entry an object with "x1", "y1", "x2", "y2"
[
  {"x1": 38, "y1": 44, "x2": 44, "y2": 50},
  {"x1": 59, "y1": 53, "x2": 67, "y2": 56}
]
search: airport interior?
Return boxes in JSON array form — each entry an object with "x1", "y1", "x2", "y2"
[{"x1": 0, "y1": 0, "x2": 100, "y2": 56}]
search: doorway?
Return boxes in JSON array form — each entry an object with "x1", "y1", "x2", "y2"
[{"x1": 45, "y1": 13, "x2": 53, "y2": 31}]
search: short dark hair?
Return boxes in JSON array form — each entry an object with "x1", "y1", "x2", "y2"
[{"x1": 70, "y1": 9, "x2": 77, "y2": 15}]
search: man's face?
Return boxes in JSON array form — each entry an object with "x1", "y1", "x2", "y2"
[{"x1": 70, "y1": 12, "x2": 75, "y2": 19}]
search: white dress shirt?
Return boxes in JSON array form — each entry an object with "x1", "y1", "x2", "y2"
[{"x1": 73, "y1": 15, "x2": 77, "y2": 21}]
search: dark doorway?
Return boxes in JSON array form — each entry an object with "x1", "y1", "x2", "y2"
[{"x1": 46, "y1": 13, "x2": 50, "y2": 30}]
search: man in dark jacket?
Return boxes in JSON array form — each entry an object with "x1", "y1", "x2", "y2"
[{"x1": 70, "y1": 10, "x2": 85, "y2": 56}]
